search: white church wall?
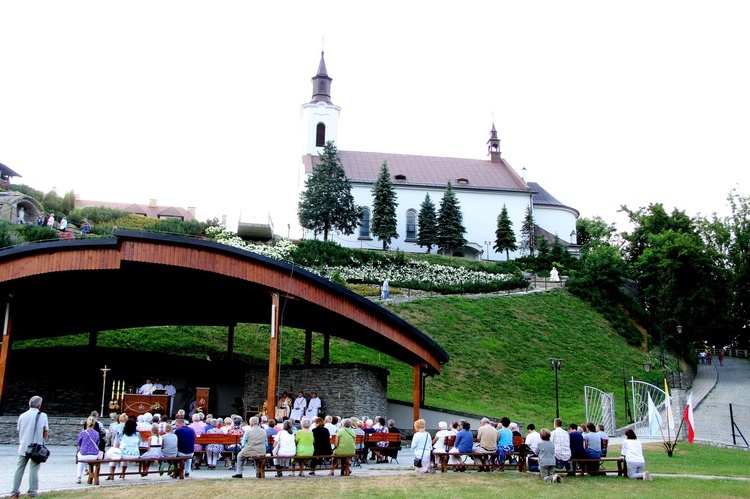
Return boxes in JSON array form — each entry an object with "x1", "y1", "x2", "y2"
[{"x1": 534, "y1": 205, "x2": 578, "y2": 245}]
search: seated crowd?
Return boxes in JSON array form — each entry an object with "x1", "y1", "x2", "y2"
[
  {"x1": 413, "y1": 416, "x2": 651, "y2": 482},
  {"x1": 80, "y1": 405, "x2": 399, "y2": 482}
]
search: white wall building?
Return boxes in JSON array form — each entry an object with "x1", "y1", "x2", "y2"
[{"x1": 300, "y1": 52, "x2": 579, "y2": 260}]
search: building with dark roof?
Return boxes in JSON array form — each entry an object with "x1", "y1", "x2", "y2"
[{"x1": 300, "y1": 52, "x2": 579, "y2": 259}]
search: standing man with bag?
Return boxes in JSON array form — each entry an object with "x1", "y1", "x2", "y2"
[{"x1": 12, "y1": 395, "x2": 49, "y2": 499}]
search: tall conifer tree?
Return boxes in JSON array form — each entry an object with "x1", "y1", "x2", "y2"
[
  {"x1": 297, "y1": 141, "x2": 360, "y2": 241},
  {"x1": 520, "y1": 205, "x2": 536, "y2": 256},
  {"x1": 494, "y1": 204, "x2": 517, "y2": 260},
  {"x1": 370, "y1": 161, "x2": 399, "y2": 250},
  {"x1": 417, "y1": 193, "x2": 438, "y2": 253},
  {"x1": 436, "y1": 182, "x2": 466, "y2": 255}
]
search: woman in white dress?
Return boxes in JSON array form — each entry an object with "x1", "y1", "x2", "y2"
[
  {"x1": 273, "y1": 420, "x2": 297, "y2": 477},
  {"x1": 412, "y1": 419, "x2": 434, "y2": 474}
]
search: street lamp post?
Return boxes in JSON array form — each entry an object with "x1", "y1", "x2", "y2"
[
  {"x1": 659, "y1": 319, "x2": 683, "y2": 370},
  {"x1": 484, "y1": 241, "x2": 491, "y2": 261},
  {"x1": 549, "y1": 358, "x2": 563, "y2": 419}
]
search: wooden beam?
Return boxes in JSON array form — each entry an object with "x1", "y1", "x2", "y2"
[
  {"x1": 266, "y1": 293, "x2": 281, "y2": 415},
  {"x1": 413, "y1": 363, "x2": 422, "y2": 422},
  {"x1": 0, "y1": 303, "x2": 12, "y2": 411}
]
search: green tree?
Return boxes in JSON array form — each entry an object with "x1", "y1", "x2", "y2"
[
  {"x1": 298, "y1": 141, "x2": 361, "y2": 242},
  {"x1": 494, "y1": 204, "x2": 517, "y2": 260},
  {"x1": 370, "y1": 161, "x2": 399, "y2": 250},
  {"x1": 622, "y1": 203, "x2": 731, "y2": 348},
  {"x1": 520, "y1": 205, "x2": 536, "y2": 257},
  {"x1": 715, "y1": 189, "x2": 750, "y2": 347},
  {"x1": 417, "y1": 193, "x2": 438, "y2": 253},
  {"x1": 576, "y1": 216, "x2": 619, "y2": 249},
  {"x1": 436, "y1": 182, "x2": 466, "y2": 255}
]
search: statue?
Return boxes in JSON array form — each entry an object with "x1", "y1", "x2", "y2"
[{"x1": 550, "y1": 267, "x2": 560, "y2": 282}]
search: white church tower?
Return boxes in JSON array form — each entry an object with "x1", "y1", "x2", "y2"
[{"x1": 301, "y1": 51, "x2": 341, "y2": 155}]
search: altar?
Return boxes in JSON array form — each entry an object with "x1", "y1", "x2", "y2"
[{"x1": 122, "y1": 394, "x2": 169, "y2": 417}]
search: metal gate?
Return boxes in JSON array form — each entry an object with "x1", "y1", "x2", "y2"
[
  {"x1": 584, "y1": 386, "x2": 615, "y2": 436},
  {"x1": 631, "y1": 380, "x2": 671, "y2": 437}
]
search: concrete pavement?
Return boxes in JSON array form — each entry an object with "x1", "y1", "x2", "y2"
[{"x1": 1, "y1": 442, "x2": 422, "y2": 496}]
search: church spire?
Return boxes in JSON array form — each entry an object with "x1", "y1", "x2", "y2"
[
  {"x1": 487, "y1": 122, "x2": 501, "y2": 163},
  {"x1": 310, "y1": 51, "x2": 333, "y2": 104}
]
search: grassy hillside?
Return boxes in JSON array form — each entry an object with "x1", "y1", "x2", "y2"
[{"x1": 19, "y1": 289, "x2": 666, "y2": 427}]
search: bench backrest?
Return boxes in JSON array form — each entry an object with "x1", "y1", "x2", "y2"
[
  {"x1": 444, "y1": 435, "x2": 456, "y2": 447},
  {"x1": 512, "y1": 435, "x2": 524, "y2": 448},
  {"x1": 365, "y1": 432, "x2": 401, "y2": 445},
  {"x1": 196, "y1": 433, "x2": 241, "y2": 446}
]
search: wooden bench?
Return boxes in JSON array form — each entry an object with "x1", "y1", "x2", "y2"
[
  {"x1": 85, "y1": 456, "x2": 190, "y2": 485},
  {"x1": 193, "y1": 433, "x2": 242, "y2": 468},
  {"x1": 363, "y1": 432, "x2": 402, "y2": 463},
  {"x1": 239, "y1": 454, "x2": 356, "y2": 478},
  {"x1": 567, "y1": 457, "x2": 627, "y2": 477},
  {"x1": 438, "y1": 435, "x2": 527, "y2": 473}
]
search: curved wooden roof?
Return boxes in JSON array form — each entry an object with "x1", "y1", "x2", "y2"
[{"x1": 0, "y1": 230, "x2": 448, "y2": 375}]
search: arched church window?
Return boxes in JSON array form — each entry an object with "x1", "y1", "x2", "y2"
[
  {"x1": 359, "y1": 207, "x2": 371, "y2": 238},
  {"x1": 316, "y1": 123, "x2": 326, "y2": 147},
  {"x1": 405, "y1": 209, "x2": 417, "y2": 240}
]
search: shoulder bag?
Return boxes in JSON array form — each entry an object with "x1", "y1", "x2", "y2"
[
  {"x1": 85, "y1": 429, "x2": 105, "y2": 459},
  {"x1": 25, "y1": 412, "x2": 51, "y2": 463},
  {"x1": 414, "y1": 432, "x2": 429, "y2": 468}
]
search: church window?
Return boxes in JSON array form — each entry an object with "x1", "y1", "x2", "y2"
[
  {"x1": 359, "y1": 207, "x2": 371, "y2": 238},
  {"x1": 456, "y1": 178, "x2": 469, "y2": 184},
  {"x1": 395, "y1": 174, "x2": 406, "y2": 180},
  {"x1": 405, "y1": 209, "x2": 417, "y2": 240},
  {"x1": 316, "y1": 123, "x2": 326, "y2": 147}
]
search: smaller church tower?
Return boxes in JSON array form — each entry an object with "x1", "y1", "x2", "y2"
[
  {"x1": 301, "y1": 51, "x2": 341, "y2": 156},
  {"x1": 487, "y1": 122, "x2": 501, "y2": 163}
]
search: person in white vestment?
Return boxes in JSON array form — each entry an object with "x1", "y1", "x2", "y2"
[{"x1": 290, "y1": 391, "x2": 307, "y2": 422}]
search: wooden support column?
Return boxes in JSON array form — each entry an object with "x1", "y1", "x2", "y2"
[
  {"x1": 0, "y1": 303, "x2": 13, "y2": 411},
  {"x1": 323, "y1": 333, "x2": 330, "y2": 365},
  {"x1": 227, "y1": 324, "x2": 235, "y2": 359},
  {"x1": 413, "y1": 363, "x2": 422, "y2": 423},
  {"x1": 88, "y1": 330, "x2": 98, "y2": 348},
  {"x1": 304, "y1": 328, "x2": 312, "y2": 366},
  {"x1": 266, "y1": 293, "x2": 281, "y2": 414}
]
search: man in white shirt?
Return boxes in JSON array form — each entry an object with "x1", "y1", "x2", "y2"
[
  {"x1": 12, "y1": 395, "x2": 49, "y2": 499},
  {"x1": 550, "y1": 418, "x2": 571, "y2": 469},
  {"x1": 525, "y1": 423, "x2": 542, "y2": 453},
  {"x1": 164, "y1": 380, "x2": 177, "y2": 417},
  {"x1": 306, "y1": 392, "x2": 322, "y2": 419},
  {"x1": 138, "y1": 379, "x2": 154, "y2": 395}
]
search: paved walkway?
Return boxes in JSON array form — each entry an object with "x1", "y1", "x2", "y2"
[
  {"x1": 692, "y1": 357, "x2": 750, "y2": 445},
  {"x1": 0, "y1": 443, "x2": 422, "y2": 496}
]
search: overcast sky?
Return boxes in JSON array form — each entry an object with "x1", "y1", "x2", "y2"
[{"x1": 2, "y1": 1, "x2": 748, "y2": 237}]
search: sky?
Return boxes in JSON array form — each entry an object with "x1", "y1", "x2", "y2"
[{"x1": 1, "y1": 1, "x2": 749, "y2": 238}]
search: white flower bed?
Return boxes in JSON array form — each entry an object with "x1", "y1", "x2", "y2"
[{"x1": 204, "y1": 225, "x2": 511, "y2": 288}]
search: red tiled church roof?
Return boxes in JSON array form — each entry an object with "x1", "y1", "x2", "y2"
[{"x1": 303, "y1": 150, "x2": 530, "y2": 193}]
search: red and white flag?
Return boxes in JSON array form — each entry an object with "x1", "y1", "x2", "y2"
[{"x1": 683, "y1": 392, "x2": 695, "y2": 443}]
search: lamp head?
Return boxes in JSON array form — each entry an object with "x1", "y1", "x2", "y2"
[{"x1": 643, "y1": 362, "x2": 652, "y2": 373}]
